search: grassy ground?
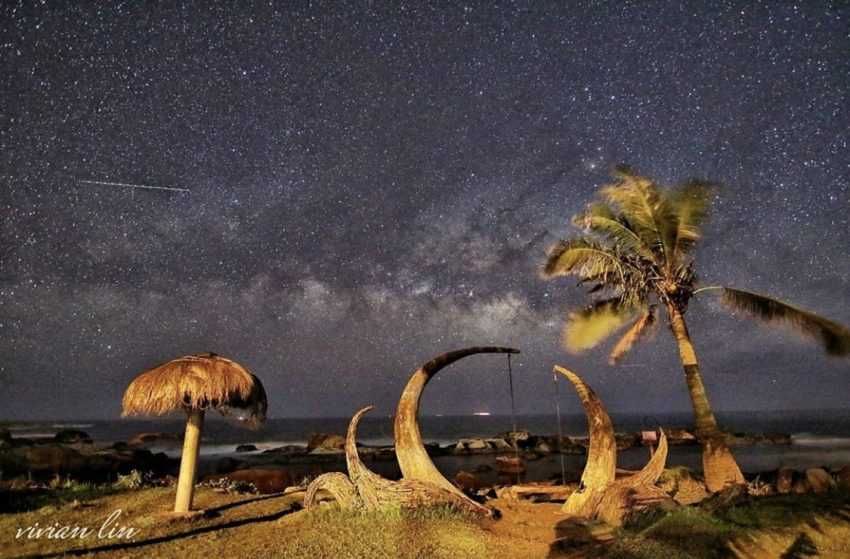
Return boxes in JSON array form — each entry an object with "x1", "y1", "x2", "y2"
[{"x1": 2, "y1": 484, "x2": 850, "y2": 558}]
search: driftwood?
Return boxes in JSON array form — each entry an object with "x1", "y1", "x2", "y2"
[
  {"x1": 554, "y1": 365, "x2": 669, "y2": 525},
  {"x1": 305, "y1": 406, "x2": 490, "y2": 516},
  {"x1": 497, "y1": 483, "x2": 575, "y2": 502}
]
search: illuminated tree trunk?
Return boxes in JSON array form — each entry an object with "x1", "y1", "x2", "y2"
[
  {"x1": 174, "y1": 409, "x2": 204, "y2": 512},
  {"x1": 666, "y1": 302, "x2": 744, "y2": 492}
]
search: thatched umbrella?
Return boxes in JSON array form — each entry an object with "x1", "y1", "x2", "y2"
[{"x1": 122, "y1": 352, "x2": 267, "y2": 514}]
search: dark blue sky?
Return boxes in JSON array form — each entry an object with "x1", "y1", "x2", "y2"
[{"x1": 2, "y1": 2, "x2": 848, "y2": 419}]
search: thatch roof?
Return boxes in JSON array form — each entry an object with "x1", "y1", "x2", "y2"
[{"x1": 122, "y1": 353, "x2": 267, "y2": 426}]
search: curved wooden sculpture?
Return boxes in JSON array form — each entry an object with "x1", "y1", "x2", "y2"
[
  {"x1": 554, "y1": 365, "x2": 668, "y2": 525},
  {"x1": 394, "y1": 346, "x2": 520, "y2": 500},
  {"x1": 305, "y1": 406, "x2": 490, "y2": 516},
  {"x1": 304, "y1": 472, "x2": 359, "y2": 510}
]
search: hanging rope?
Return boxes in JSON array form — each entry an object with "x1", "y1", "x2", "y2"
[
  {"x1": 506, "y1": 353, "x2": 521, "y2": 484},
  {"x1": 552, "y1": 370, "x2": 567, "y2": 486},
  {"x1": 507, "y1": 353, "x2": 518, "y2": 434}
]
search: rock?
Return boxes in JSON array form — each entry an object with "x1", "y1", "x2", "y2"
[
  {"x1": 486, "y1": 438, "x2": 512, "y2": 451},
  {"x1": 111, "y1": 442, "x2": 130, "y2": 451},
  {"x1": 20, "y1": 445, "x2": 87, "y2": 475},
  {"x1": 307, "y1": 433, "x2": 345, "y2": 452},
  {"x1": 208, "y1": 468, "x2": 292, "y2": 494},
  {"x1": 615, "y1": 433, "x2": 639, "y2": 450},
  {"x1": 453, "y1": 438, "x2": 491, "y2": 454},
  {"x1": 128, "y1": 432, "x2": 181, "y2": 447},
  {"x1": 835, "y1": 465, "x2": 850, "y2": 489},
  {"x1": 502, "y1": 430, "x2": 531, "y2": 448},
  {"x1": 0, "y1": 429, "x2": 11, "y2": 445},
  {"x1": 535, "y1": 440, "x2": 552, "y2": 454},
  {"x1": 262, "y1": 445, "x2": 308, "y2": 455},
  {"x1": 53, "y1": 430, "x2": 92, "y2": 445},
  {"x1": 776, "y1": 467, "x2": 795, "y2": 494},
  {"x1": 726, "y1": 432, "x2": 792, "y2": 446},
  {"x1": 805, "y1": 468, "x2": 835, "y2": 493},
  {"x1": 665, "y1": 428, "x2": 698, "y2": 446},
  {"x1": 214, "y1": 457, "x2": 240, "y2": 474},
  {"x1": 495, "y1": 456, "x2": 526, "y2": 475},
  {"x1": 463, "y1": 438, "x2": 489, "y2": 450},
  {"x1": 792, "y1": 478, "x2": 810, "y2": 494},
  {"x1": 763, "y1": 433, "x2": 792, "y2": 445},
  {"x1": 235, "y1": 444, "x2": 258, "y2": 453},
  {"x1": 454, "y1": 470, "x2": 485, "y2": 492}
]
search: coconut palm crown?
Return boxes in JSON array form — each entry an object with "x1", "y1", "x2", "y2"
[{"x1": 543, "y1": 166, "x2": 850, "y2": 491}]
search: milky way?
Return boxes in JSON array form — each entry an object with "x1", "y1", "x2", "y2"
[{"x1": 2, "y1": 2, "x2": 848, "y2": 419}]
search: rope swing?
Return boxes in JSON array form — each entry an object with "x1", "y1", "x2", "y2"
[
  {"x1": 497, "y1": 353, "x2": 525, "y2": 483},
  {"x1": 551, "y1": 369, "x2": 568, "y2": 486}
]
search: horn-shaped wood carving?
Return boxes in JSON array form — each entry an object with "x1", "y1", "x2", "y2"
[
  {"x1": 394, "y1": 347, "x2": 520, "y2": 499},
  {"x1": 305, "y1": 405, "x2": 490, "y2": 516},
  {"x1": 554, "y1": 365, "x2": 668, "y2": 524}
]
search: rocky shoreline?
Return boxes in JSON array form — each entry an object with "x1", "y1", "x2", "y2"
[{"x1": 0, "y1": 425, "x2": 792, "y2": 485}]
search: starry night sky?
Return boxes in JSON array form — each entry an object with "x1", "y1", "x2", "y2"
[{"x1": 2, "y1": 2, "x2": 848, "y2": 420}]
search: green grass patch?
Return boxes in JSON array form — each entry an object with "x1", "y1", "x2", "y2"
[
  {"x1": 0, "y1": 476, "x2": 125, "y2": 513},
  {"x1": 604, "y1": 490, "x2": 850, "y2": 559}
]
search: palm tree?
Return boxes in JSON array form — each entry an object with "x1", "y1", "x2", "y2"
[{"x1": 542, "y1": 166, "x2": 850, "y2": 492}]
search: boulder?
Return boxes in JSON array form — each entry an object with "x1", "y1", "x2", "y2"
[
  {"x1": 792, "y1": 478, "x2": 810, "y2": 494},
  {"x1": 214, "y1": 457, "x2": 241, "y2": 474},
  {"x1": 502, "y1": 430, "x2": 532, "y2": 448},
  {"x1": 209, "y1": 468, "x2": 292, "y2": 494},
  {"x1": 53, "y1": 430, "x2": 92, "y2": 445},
  {"x1": 453, "y1": 438, "x2": 490, "y2": 454},
  {"x1": 835, "y1": 465, "x2": 850, "y2": 489},
  {"x1": 235, "y1": 444, "x2": 258, "y2": 453},
  {"x1": 128, "y1": 432, "x2": 181, "y2": 447},
  {"x1": 535, "y1": 440, "x2": 552, "y2": 454},
  {"x1": 776, "y1": 468, "x2": 795, "y2": 494},
  {"x1": 20, "y1": 445, "x2": 87, "y2": 475},
  {"x1": 307, "y1": 433, "x2": 345, "y2": 452},
  {"x1": 486, "y1": 438, "x2": 512, "y2": 451},
  {"x1": 454, "y1": 470, "x2": 485, "y2": 492},
  {"x1": 0, "y1": 429, "x2": 12, "y2": 445},
  {"x1": 665, "y1": 428, "x2": 698, "y2": 446},
  {"x1": 262, "y1": 445, "x2": 308, "y2": 456},
  {"x1": 805, "y1": 468, "x2": 835, "y2": 493}
]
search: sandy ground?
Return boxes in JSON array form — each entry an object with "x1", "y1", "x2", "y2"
[{"x1": 3, "y1": 487, "x2": 850, "y2": 558}]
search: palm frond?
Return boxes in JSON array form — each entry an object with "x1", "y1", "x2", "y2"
[
  {"x1": 719, "y1": 287, "x2": 850, "y2": 356},
  {"x1": 563, "y1": 300, "x2": 636, "y2": 353},
  {"x1": 573, "y1": 202, "x2": 656, "y2": 261},
  {"x1": 608, "y1": 306, "x2": 657, "y2": 364},
  {"x1": 669, "y1": 180, "x2": 712, "y2": 260},
  {"x1": 542, "y1": 238, "x2": 625, "y2": 282},
  {"x1": 599, "y1": 170, "x2": 676, "y2": 266}
]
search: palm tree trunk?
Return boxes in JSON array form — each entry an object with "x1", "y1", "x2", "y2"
[{"x1": 665, "y1": 301, "x2": 744, "y2": 492}]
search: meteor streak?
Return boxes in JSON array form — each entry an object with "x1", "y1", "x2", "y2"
[{"x1": 78, "y1": 179, "x2": 190, "y2": 193}]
